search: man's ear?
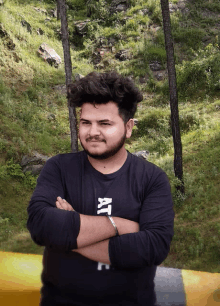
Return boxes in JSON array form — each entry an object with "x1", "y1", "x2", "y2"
[{"x1": 125, "y1": 119, "x2": 134, "y2": 139}]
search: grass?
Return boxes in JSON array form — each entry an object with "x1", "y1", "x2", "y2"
[
  {"x1": 126, "y1": 98, "x2": 220, "y2": 272},
  {"x1": 0, "y1": 0, "x2": 220, "y2": 273},
  {"x1": 0, "y1": 173, "x2": 44, "y2": 255}
]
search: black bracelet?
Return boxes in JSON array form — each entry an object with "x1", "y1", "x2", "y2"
[{"x1": 106, "y1": 215, "x2": 119, "y2": 236}]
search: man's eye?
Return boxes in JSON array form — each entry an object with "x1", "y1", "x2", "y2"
[
  {"x1": 82, "y1": 122, "x2": 90, "y2": 125},
  {"x1": 101, "y1": 123, "x2": 110, "y2": 126}
]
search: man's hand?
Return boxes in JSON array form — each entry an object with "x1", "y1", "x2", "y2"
[
  {"x1": 56, "y1": 196, "x2": 139, "y2": 250},
  {"x1": 56, "y1": 196, "x2": 74, "y2": 211}
]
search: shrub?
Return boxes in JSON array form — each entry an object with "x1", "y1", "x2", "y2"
[
  {"x1": 173, "y1": 27, "x2": 206, "y2": 49},
  {"x1": 127, "y1": 5, "x2": 143, "y2": 16},
  {"x1": 137, "y1": 38, "x2": 167, "y2": 68},
  {"x1": 147, "y1": 0, "x2": 162, "y2": 24},
  {"x1": 176, "y1": 44, "x2": 220, "y2": 97},
  {"x1": 5, "y1": 159, "x2": 24, "y2": 179},
  {"x1": 178, "y1": 113, "x2": 201, "y2": 133},
  {"x1": 133, "y1": 108, "x2": 171, "y2": 145},
  {"x1": 124, "y1": 19, "x2": 138, "y2": 31},
  {"x1": 146, "y1": 44, "x2": 167, "y2": 63},
  {"x1": 67, "y1": 0, "x2": 87, "y2": 12},
  {"x1": 87, "y1": 0, "x2": 110, "y2": 21}
]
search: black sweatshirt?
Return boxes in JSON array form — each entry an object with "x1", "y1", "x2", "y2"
[{"x1": 27, "y1": 151, "x2": 174, "y2": 306}]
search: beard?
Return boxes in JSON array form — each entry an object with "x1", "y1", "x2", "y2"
[{"x1": 80, "y1": 131, "x2": 127, "y2": 160}]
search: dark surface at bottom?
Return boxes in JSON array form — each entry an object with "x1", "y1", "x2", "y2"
[{"x1": 155, "y1": 267, "x2": 186, "y2": 306}]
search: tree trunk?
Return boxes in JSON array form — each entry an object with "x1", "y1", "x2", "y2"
[
  {"x1": 160, "y1": 0, "x2": 184, "y2": 193},
  {"x1": 58, "y1": 0, "x2": 78, "y2": 153},
  {"x1": 57, "y1": 0, "x2": 61, "y2": 20}
]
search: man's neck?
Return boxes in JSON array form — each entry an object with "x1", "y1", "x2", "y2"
[{"x1": 87, "y1": 147, "x2": 128, "y2": 174}]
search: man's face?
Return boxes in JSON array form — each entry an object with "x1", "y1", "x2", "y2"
[{"x1": 79, "y1": 101, "x2": 133, "y2": 160}]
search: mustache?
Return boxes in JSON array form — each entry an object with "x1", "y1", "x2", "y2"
[{"x1": 86, "y1": 136, "x2": 106, "y2": 142}]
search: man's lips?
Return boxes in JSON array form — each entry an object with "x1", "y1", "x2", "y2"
[{"x1": 86, "y1": 138, "x2": 106, "y2": 143}]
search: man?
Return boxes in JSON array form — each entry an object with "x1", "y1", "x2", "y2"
[{"x1": 27, "y1": 71, "x2": 174, "y2": 306}]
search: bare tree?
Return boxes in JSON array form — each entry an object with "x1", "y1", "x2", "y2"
[
  {"x1": 160, "y1": 0, "x2": 184, "y2": 193},
  {"x1": 57, "y1": 0, "x2": 61, "y2": 20},
  {"x1": 58, "y1": 0, "x2": 78, "y2": 152}
]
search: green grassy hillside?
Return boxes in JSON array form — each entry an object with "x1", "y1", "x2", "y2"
[{"x1": 0, "y1": 0, "x2": 220, "y2": 272}]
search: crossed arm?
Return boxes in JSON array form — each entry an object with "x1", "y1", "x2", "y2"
[
  {"x1": 56, "y1": 196, "x2": 139, "y2": 264},
  {"x1": 28, "y1": 155, "x2": 174, "y2": 269}
]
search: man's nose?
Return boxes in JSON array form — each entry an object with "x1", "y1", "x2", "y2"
[{"x1": 88, "y1": 123, "x2": 101, "y2": 136}]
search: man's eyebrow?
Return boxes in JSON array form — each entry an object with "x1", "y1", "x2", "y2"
[
  {"x1": 98, "y1": 119, "x2": 113, "y2": 123},
  {"x1": 80, "y1": 118, "x2": 114, "y2": 123},
  {"x1": 80, "y1": 118, "x2": 90, "y2": 122}
]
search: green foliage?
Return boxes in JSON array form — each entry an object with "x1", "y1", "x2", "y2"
[
  {"x1": 138, "y1": 14, "x2": 151, "y2": 26},
  {"x1": 66, "y1": 0, "x2": 87, "y2": 21},
  {"x1": 165, "y1": 220, "x2": 220, "y2": 272},
  {"x1": 67, "y1": 0, "x2": 87, "y2": 11},
  {"x1": 124, "y1": 18, "x2": 138, "y2": 31},
  {"x1": 176, "y1": 44, "x2": 220, "y2": 97},
  {"x1": 131, "y1": 107, "x2": 173, "y2": 155},
  {"x1": 178, "y1": 112, "x2": 201, "y2": 133},
  {"x1": 0, "y1": 159, "x2": 37, "y2": 192},
  {"x1": 145, "y1": 43, "x2": 167, "y2": 64},
  {"x1": 190, "y1": 0, "x2": 220, "y2": 12},
  {"x1": 23, "y1": 171, "x2": 37, "y2": 189},
  {"x1": 4, "y1": 159, "x2": 24, "y2": 179},
  {"x1": 0, "y1": 77, "x2": 8, "y2": 96},
  {"x1": 87, "y1": 0, "x2": 110, "y2": 21},
  {"x1": 173, "y1": 27, "x2": 206, "y2": 49},
  {"x1": 127, "y1": 5, "x2": 143, "y2": 16},
  {"x1": 0, "y1": 217, "x2": 9, "y2": 225},
  {"x1": 147, "y1": 0, "x2": 162, "y2": 24},
  {"x1": 135, "y1": 109, "x2": 170, "y2": 135}
]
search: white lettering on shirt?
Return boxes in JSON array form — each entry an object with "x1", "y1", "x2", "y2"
[
  {"x1": 96, "y1": 198, "x2": 113, "y2": 271},
  {"x1": 97, "y1": 262, "x2": 110, "y2": 271},
  {"x1": 97, "y1": 198, "x2": 112, "y2": 215}
]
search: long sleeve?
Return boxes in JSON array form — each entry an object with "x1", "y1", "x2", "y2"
[
  {"x1": 109, "y1": 168, "x2": 174, "y2": 269},
  {"x1": 27, "y1": 155, "x2": 80, "y2": 251}
]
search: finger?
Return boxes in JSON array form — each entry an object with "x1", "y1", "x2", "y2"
[
  {"x1": 56, "y1": 197, "x2": 64, "y2": 208},
  {"x1": 63, "y1": 200, "x2": 74, "y2": 211},
  {"x1": 57, "y1": 197, "x2": 74, "y2": 211},
  {"x1": 56, "y1": 197, "x2": 67, "y2": 209},
  {"x1": 57, "y1": 196, "x2": 64, "y2": 205},
  {"x1": 62, "y1": 201, "x2": 70, "y2": 210},
  {"x1": 57, "y1": 197, "x2": 67, "y2": 208},
  {"x1": 56, "y1": 200, "x2": 62, "y2": 209}
]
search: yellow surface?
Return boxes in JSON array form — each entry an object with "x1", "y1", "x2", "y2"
[
  {"x1": 1, "y1": 251, "x2": 220, "y2": 305},
  {"x1": 182, "y1": 269, "x2": 220, "y2": 306},
  {"x1": 0, "y1": 251, "x2": 42, "y2": 305}
]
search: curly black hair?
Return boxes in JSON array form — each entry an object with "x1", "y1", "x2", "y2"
[{"x1": 68, "y1": 71, "x2": 143, "y2": 123}]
